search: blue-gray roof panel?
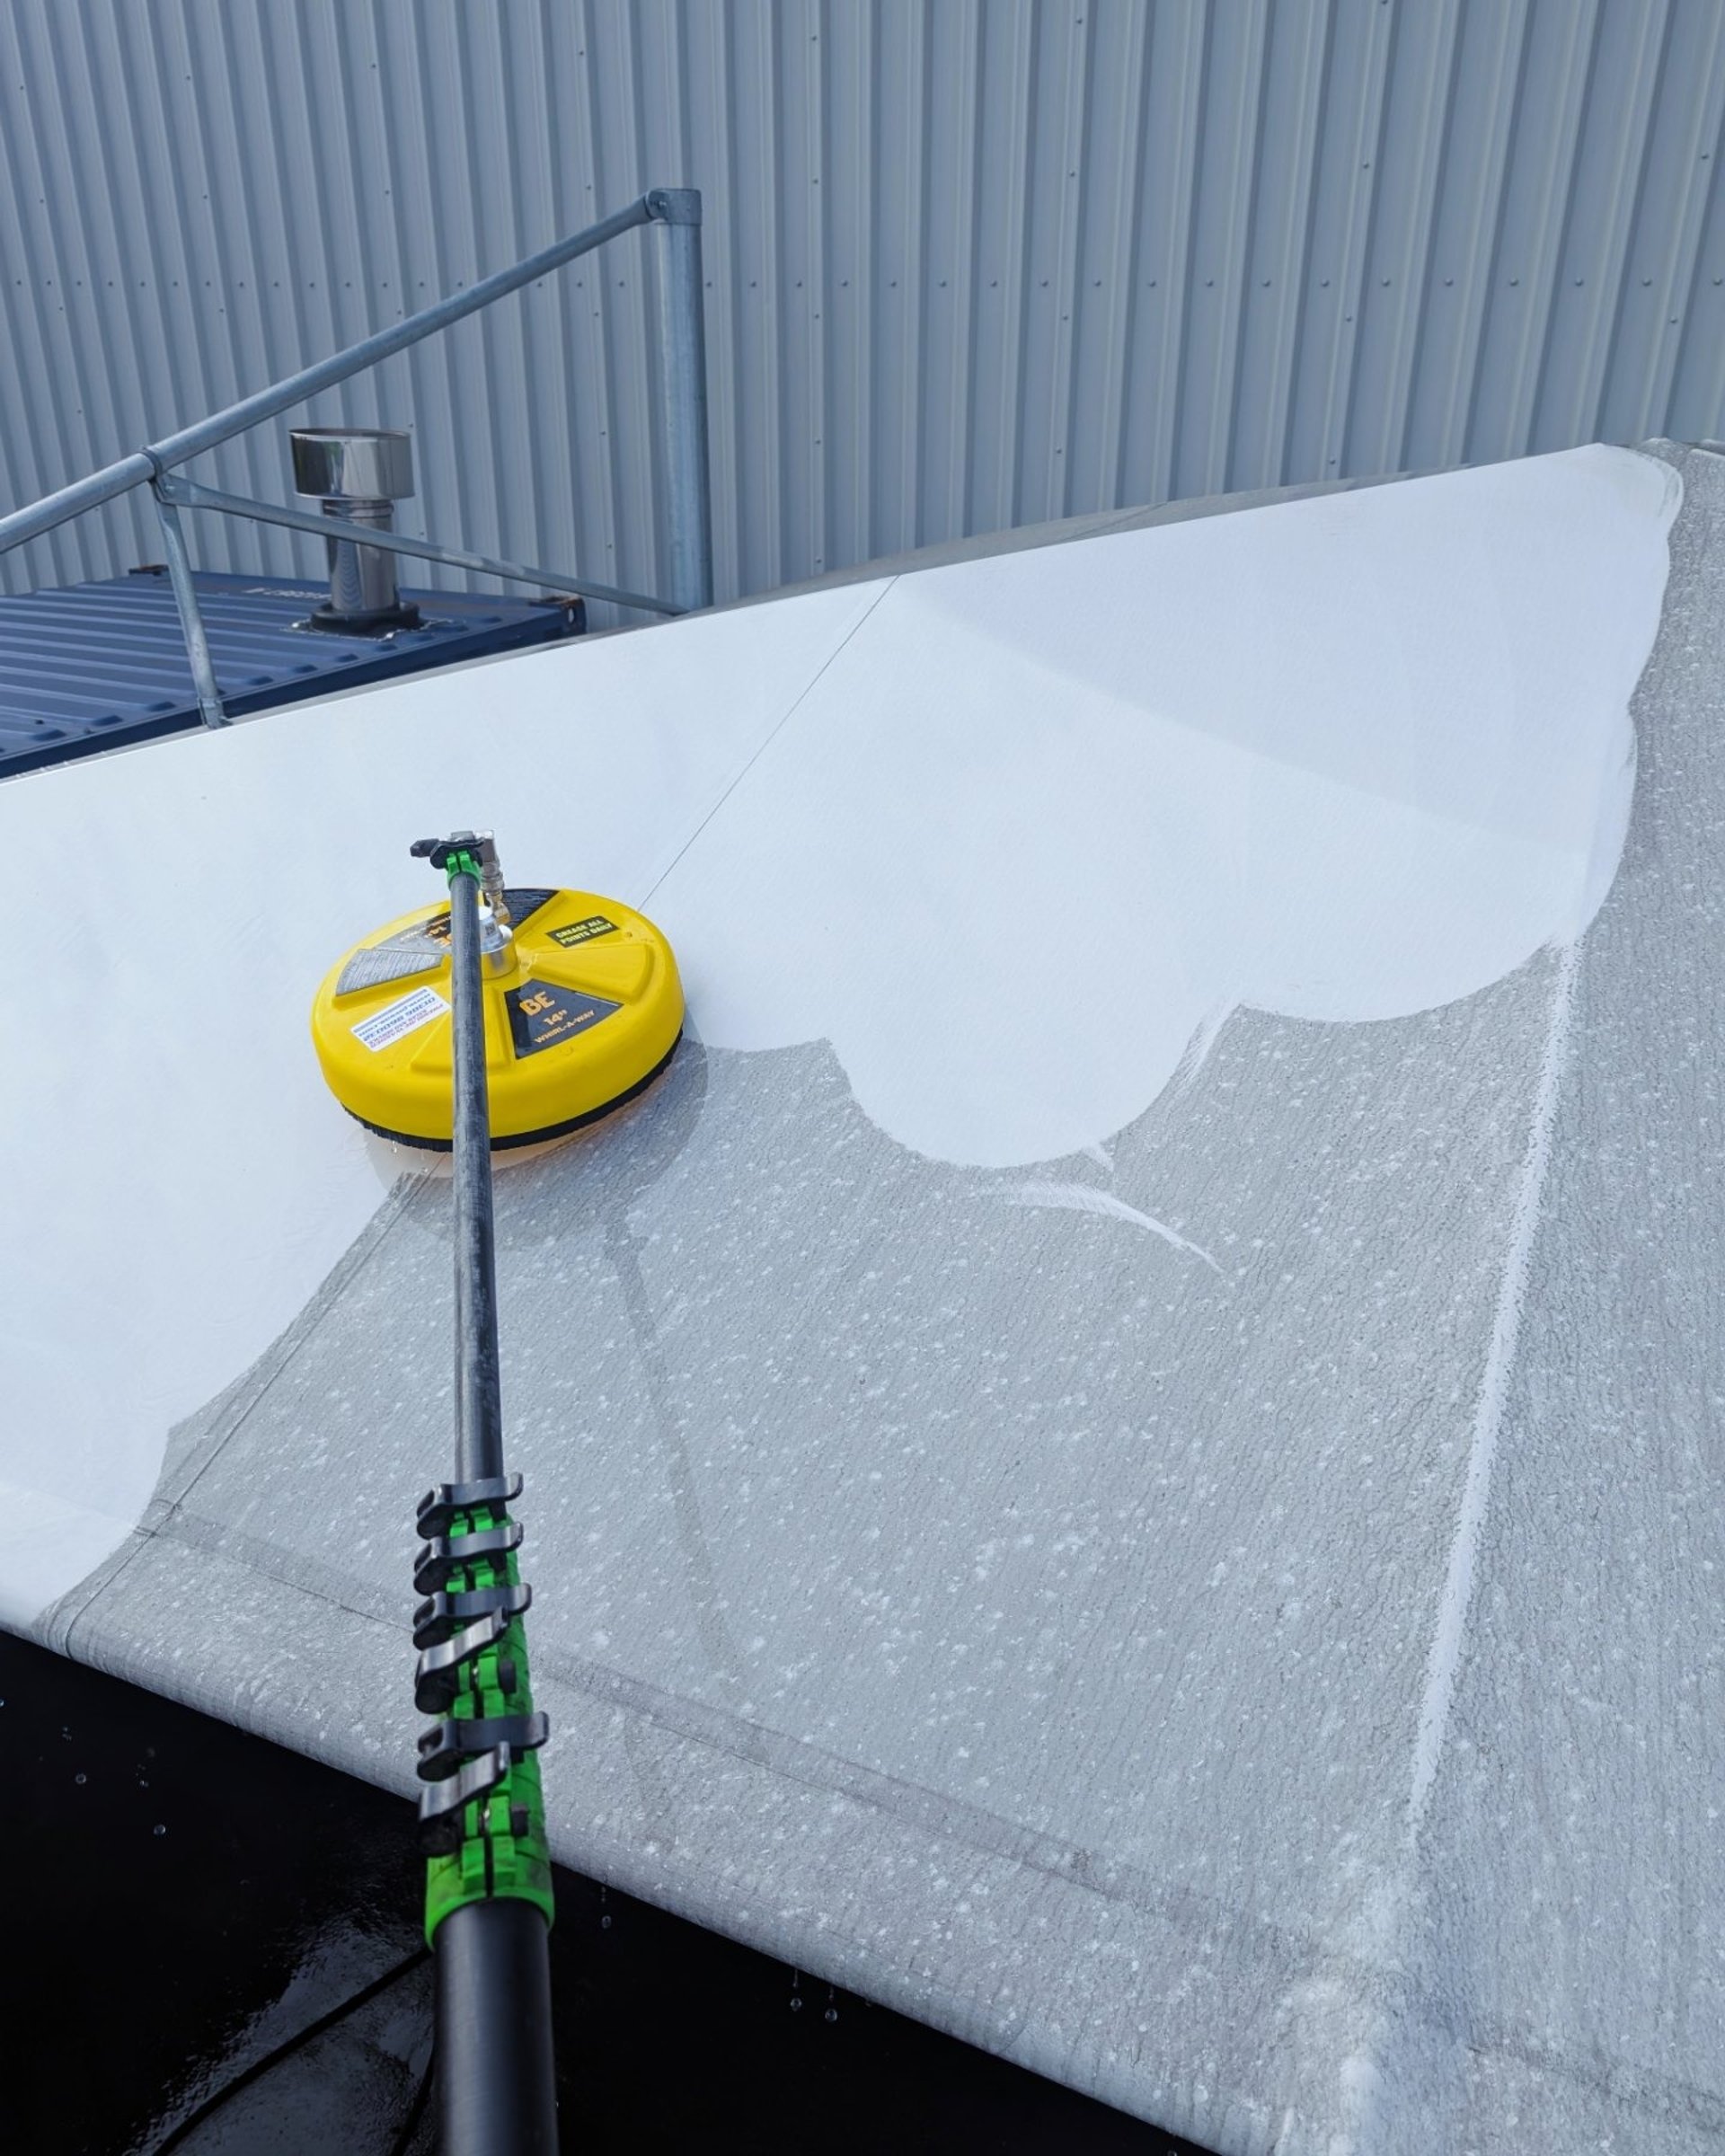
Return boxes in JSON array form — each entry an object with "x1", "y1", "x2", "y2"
[{"x1": 0, "y1": 569, "x2": 577, "y2": 772}]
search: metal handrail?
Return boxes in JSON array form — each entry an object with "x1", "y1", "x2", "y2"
[
  {"x1": 0, "y1": 187, "x2": 711, "y2": 727},
  {"x1": 159, "y1": 476, "x2": 679, "y2": 619}
]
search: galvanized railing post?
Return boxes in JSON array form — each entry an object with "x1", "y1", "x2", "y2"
[
  {"x1": 149, "y1": 482, "x2": 228, "y2": 729},
  {"x1": 647, "y1": 190, "x2": 714, "y2": 614}
]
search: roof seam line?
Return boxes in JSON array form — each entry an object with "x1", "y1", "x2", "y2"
[
  {"x1": 640, "y1": 575, "x2": 896, "y2": 908},
  {"x1": 1403, "y1": 933, "x2": 1581, "y2": 1842}
]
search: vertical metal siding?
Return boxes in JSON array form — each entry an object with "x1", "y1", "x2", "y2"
[{"x1": 0, "y1": 0, "x2": 1720, "y2": 621}]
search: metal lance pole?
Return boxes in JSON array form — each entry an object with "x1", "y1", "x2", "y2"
[
  {"x1": 409, "y1": 832, "x2": 558, "y2": 2156},
  {"x1": 447, "y1": 851, "x2": 504, "y2": 1487}
]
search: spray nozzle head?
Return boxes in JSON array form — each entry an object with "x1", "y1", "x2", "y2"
[
  {"x1": 411, "y1": 829, "x2": 496, "y2": 876},
  {"x1": 411, "y1": 831, "x2": 511, "y2": 926}
]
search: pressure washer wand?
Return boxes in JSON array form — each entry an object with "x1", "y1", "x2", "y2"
[
  {"x1": 410, "y1": 832, "x2": 558, "y2": 2155},
  {"x1": 447, "y1": 841, "x2": 506, "y2": 1486}
]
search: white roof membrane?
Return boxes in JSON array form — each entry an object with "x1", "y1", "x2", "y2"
[{"x1": 5, "y1": 444, "x2": 1720, "y2": 2153}]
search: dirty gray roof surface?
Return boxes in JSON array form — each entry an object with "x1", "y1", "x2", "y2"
[{"x1": 9, "y1": 445, "x2": 1722, "y2": 2152}]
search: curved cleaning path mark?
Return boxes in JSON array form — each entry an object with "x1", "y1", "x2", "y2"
[
  {"x1": 651, "y1": 446, "x2": 1677, "y2": 1170},
  {"x1": 1004, "y1": 1180, "x2": 1224, "y2": 1273}
]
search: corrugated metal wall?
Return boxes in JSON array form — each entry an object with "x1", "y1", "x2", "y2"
[{"x1": 1, "y1": 0, "x2": 1721, "y2": 621}]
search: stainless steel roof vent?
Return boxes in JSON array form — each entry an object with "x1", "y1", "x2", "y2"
[{"x1": 289, "y1": 427, "x2": 420, "y2": 633}]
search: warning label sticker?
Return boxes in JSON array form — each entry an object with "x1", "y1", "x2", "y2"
[
  {"x1": 547, "y1": 914, "x2": 619, "y2": 949},
  {"x1": 352, "y1": 984, "x2": 450, "y2": 1053},
  {"x1": 393, "y1": 889, "x2": 558, "y2": 948},
  {"x1": 386, "y1": 913, "x2": 450, "y2": 949},
  {"x1": 506, "y1": 981, "x2": 622, "y2": 1056}
]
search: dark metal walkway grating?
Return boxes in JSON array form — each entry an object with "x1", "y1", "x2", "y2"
[{"x1": 0, "y1": 568, "x2": 582, "y2": 777}]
